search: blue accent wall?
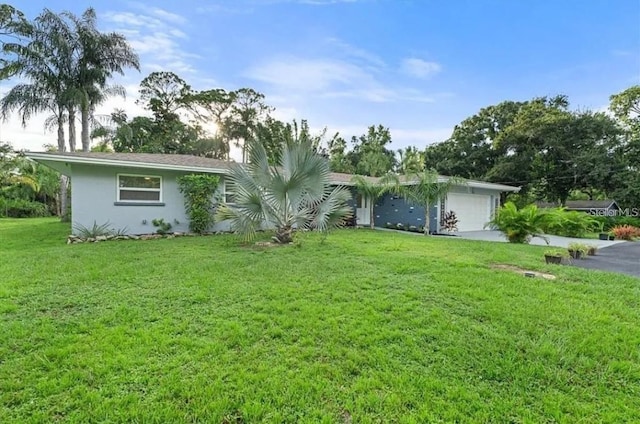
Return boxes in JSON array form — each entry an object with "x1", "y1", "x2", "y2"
[{"x1": 374, "y1": 194, "x2": 438, "y2": 232}]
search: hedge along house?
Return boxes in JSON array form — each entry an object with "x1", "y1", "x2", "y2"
[{"x1": 27, "y1": 151, "x2": 519, "y2": 235}]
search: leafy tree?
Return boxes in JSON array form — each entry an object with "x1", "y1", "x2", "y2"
[
  {"x1": 138, "y1": 71, "x2": 193, "y2": 120},
  {"x1": 327, "y1": 134, "x2": 353, "y2": 174},
  {"x1": 216, "y1": 140, "x2": 352, "y2": 244},
  {"x1": 222, "y1": 88, "x2": 272, "y2": 163},
  {"x1": 399, "y1": 170, "x2": 463, "y2": 235},
  {"x1": 255, "y1": 118, "x2": 336, "y2": 165},
  {"x1": 348, "y1": 125, "x2": 396, "y2": 177},
  {"x1": 610, "y1": 85, "x2": 640, "y2": 126},
  {"x1": 424, "y1": 101, "x2": 525, "y2": 180},
  {"x1": 396, "y1": 146, "x2": 424, "y2": 174},
  {"x1": 1, "y1": 142, "x2": 59, "y2": 215}
]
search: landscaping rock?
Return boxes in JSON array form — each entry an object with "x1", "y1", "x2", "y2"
[{"x1": 96, "y1": 236, "x2": 107, "y2": 242}]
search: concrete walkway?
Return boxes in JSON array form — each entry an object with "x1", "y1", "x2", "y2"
[
  {"x1": 453, "y1": 230, "x2": 624, "y2": 249},
  {"x1": 374, "y1": 228, "x2": 623, "y2": 249}
]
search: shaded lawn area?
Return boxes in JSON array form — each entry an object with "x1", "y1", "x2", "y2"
[{"x1": 1, "y1": 218, "x2": 639, "y2": 423}]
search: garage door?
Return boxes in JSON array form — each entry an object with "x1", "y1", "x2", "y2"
[{"x1": 446, "y1": 193, "x2": 491, "y2": 232}]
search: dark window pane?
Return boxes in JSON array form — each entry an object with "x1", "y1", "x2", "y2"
[
  {"x1": 119, "y1": 190, "x2": 160, "y2": 201},
  {"x1": 225, "y1": 192, "x2": 236, "y2": 203},
  {"x1": 119, "y1": 175, "x2": 161, "y2": 189}
]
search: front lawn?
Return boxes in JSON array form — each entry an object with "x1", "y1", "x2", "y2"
[{"x1": 1, "y1": 218, "x2": 639, "y2": 422}]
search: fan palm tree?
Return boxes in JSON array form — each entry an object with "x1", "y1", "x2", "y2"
[
  {"x1": 400, "y1": 170, "x2": 464, "y2": 235},
  {"x1": 216, "y1": 140, "x2": 352, "y2": 243}
]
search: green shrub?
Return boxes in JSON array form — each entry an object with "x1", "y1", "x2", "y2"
[
  {"x1": 152, "y1": 218, "x2": 172, "y2": 235},
  {"x1": 0, "y1": 197, "x2": 49, "y2": 218},
  {"x1": 594, "y1": 215, "x2": 640, "y2": 231},
  {"x1": 177, "y1": 174, "x2": 220, "y2": 234},
  {"x1": 543, "y1": 209, "x2": 602, "y2": 238},
  {"x1": 487, "y1": 202, "x2": 550, "y2": 244}
]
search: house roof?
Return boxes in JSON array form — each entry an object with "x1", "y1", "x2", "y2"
[
  {"x1": 537, "y1": 200, "x2": 618, "y2": 210},
  {"x1": 26, "y1": 151, "x2": 520, "y2": 192},
  {"x1": 565, "y1": 200, "x2": 619, "y2": 210}
]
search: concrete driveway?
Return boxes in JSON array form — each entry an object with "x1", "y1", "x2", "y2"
[
  {"x1": 455, "y1": 230, "x2": 623, "y2": 249},
  {"x1": 569, "y1": 242, "x2": 640, "y2": 278}
]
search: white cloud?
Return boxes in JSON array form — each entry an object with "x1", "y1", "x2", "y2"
[
  {"x1": 611, "y1": 49, "x2": 634, "y2": 57},
  {"x1": 325, "y1": 37, "x2": 386, "y2": 69},
  {"x1": 149, "y1": 8, "x2": 187, "y2": 25},
  {"x1": 104, "y1": 10, "x2": 197, "y2": 74},
  {"x1": 245, "y1": 55, "x2": 438, "y2": 104},
  {"x1": 245, "y1": 57, "x2": 372, "y2": 92},
  {"x1": 401, "y1": 58, "x2": 442, "y2": 79}
]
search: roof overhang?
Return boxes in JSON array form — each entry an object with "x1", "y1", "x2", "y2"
[
  {"x1": 26, "y1": 152, "x2": 230, "y2": 176},
  {"x1": 397, "y1": 177, "x2": 520, "y2": 192},
  {"x1": 26, "y1": 152, "x2": 521, "y2": 193}
]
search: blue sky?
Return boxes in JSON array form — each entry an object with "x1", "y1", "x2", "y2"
[{"x1": 2, "y1": 0, "x2": 639, "y2": 153}]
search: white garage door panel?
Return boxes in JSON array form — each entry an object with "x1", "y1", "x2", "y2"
[{"x1": 447, "y1": 193, "x2": 491, "y2": 232}]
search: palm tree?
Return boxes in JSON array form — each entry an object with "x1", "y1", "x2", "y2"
[
  {"x1": 1, "y1": 9, "x2": 75, "y2": 218},
  {"x1": 216, "y1": 140, "x2": 352, "y2": 243},
  {"x1": 351, "y1": 173, "x2": 398, "y2": 229},
  {"x1": 64, "y1": 8, "x2": 139, "y2": 151},
  {"x1": 65, "y1": 8, "x2": 140, "y2": 151},
  {"x1": 400, "y1": 170, "x2": 464, "y2": 235}
]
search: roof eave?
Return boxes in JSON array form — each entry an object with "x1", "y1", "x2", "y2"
[{"x1": 26, "y1": 153, "x2": 230, "y2": 175}]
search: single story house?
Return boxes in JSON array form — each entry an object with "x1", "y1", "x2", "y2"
[
  {"x1": 536, "y1": 200, "x2": 621, "y2": 216},
  {"x1": 27, "y1": 152, "x2": 520, "y2": 235}
]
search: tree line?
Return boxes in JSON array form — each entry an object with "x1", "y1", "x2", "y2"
[{"x1": 1, "y1": 5, "x2": 639, "y2": 219}]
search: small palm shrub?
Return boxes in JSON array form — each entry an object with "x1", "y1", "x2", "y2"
[
  {"x1": 216, "y1": 140, "x2": 352, "y2": 244},
  {"x1": 487, "y1": 202, "x2": 550, "y2": 244},
  {"x1": 543, "y1": 209, "x2": 602, "y2": 238},
  {"x1": 73, "y1": 221, "x2": 114, "y2": 238},
  {"x1": 611, "y1": 225, "x2": 640, "y2": 240}
]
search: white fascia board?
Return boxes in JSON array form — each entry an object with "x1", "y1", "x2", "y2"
[{"x1": 25, "y1": 153, "x2": 230, "y2": 175}]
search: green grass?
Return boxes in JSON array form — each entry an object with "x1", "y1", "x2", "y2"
[{"x1": 1, "y1": 218, "x2": 639, "y2": 423}]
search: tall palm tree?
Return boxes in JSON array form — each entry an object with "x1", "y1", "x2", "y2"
[
  {"x1": 216, "y1": 140, "x2": 352, "y2": 243},
  {"x1": 400, "y1": 170, "x2": 464, "y2": 235},
  {"x1": 64, "y1": 8, "x2": 139, "y2": 151},
  {"x1": 1, "y1": 9, "x2": 76, "y2": 218},
  {"x1": 1, "y1": 9, "x2": 72, "y2": 152}
]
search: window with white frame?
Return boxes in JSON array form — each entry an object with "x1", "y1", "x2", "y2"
[
  {"x1": 117, "y1": 174, "x2": 162, "y2": 202},
  {"x1": 223, "y1": 180, "x2": 236, "y2": 204}
]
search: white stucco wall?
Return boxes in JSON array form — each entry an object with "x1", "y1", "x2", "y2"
[{"x1": 70, "y1": 164, "x2": 228, "y2": 235}]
